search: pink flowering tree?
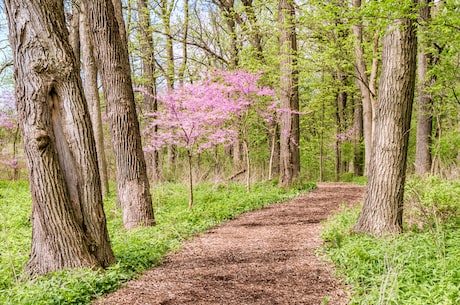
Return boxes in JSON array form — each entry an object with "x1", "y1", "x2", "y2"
[
  {"x1": 138, "y1": 69, "x2": 277, "y2": 206},
  {"x1": 211, "y1": 69, "x2": 278, "y2": 192},
  {"x1": 0, "y1": 87, "x2": 20, "y2": 180}
]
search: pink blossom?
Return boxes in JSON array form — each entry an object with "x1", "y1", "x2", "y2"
[
  {"x1": 141, "y1": 69, "x2": 280, "y2": 155},
  {"x1": 336, "y1": 127, "x2": 356, "y2": 142},
  {"x1": 0, "y1": 88, "x2": 16, "y2": 130}
]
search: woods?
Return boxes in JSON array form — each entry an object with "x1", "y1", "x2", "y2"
[{"x1": 0, "y1": 0, "x2": 459, "y2": 303}]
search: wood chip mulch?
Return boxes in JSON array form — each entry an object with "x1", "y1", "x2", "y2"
[{"x1": 93, "y1": 182, "x2": 364, "y2": 305}]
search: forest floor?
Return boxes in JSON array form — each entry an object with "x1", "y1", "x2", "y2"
[{"x1": 93, "y1": 183, "x2": 365, "y2": 305}]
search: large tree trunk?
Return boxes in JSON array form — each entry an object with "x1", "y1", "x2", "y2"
[
  {"x1": 80, "y1": 2, "x2": 110, "y2": 196},
  {"x1": 354, "y1": 15, "x2": 417, "y2": 236},
  {"x1": 5, "y1": 0, "x2": 115, "y2": 276},
  {"x1": 415, "y1": 0, "x2": 434, "y2": 176},
  {"x1": 278, "y1": 0, "x2": 300, "y2": 186},
  {"x1": 83, "y1": 0, "x2": 155, "y2": 229}
]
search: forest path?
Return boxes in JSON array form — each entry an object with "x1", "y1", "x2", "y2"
[{"x1": 93, "y1": 183, "x2": 365, "y2": 305}]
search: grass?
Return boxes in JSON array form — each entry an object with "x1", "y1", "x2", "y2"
[
  {"x1": 321, "y1": 176, "x2": 460, "y2": 305},
  {"x1": 0, "y1": 180, "x2": 315, "y2": 304}
]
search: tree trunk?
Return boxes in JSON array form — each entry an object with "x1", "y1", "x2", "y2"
[
  {"x1": 278, "y1": 0, "x2": 300, "y2": 186},
  {"x1": 178, "y1": 0, "x2": 189, "y2": 84},
  {"x1": 112, "y1": 0, "x2": 128, "y2": 47},
  {"x1": 160, "y1": 0, "x2": 177, "y2": 174},
  {"x1": 138, "y1": 0, "x2": 161, "y2": 182},
  {"x1": 334, "y1": 71, "x2": 348, "y2": 181},
  {"x1": 351, "y1": 0, "x2": 374, "y2": 176},
  {"x1": 353, "y1": 96, "x2": 364, "y2": 176},
  {"x1": 241, "y1": 0, "x2": 264, "y2": 62},
  {"x1": 69, "y1": 1, "x2": 81, "y2": 70},
  {"x1": 415, "y1": 0, "x2": 433, "y2": 176},
  {"x1": 354, "y1": 15, "x2": 417, "y2": 236},
  {"x1": 83, "y1": 0, "x2": 155, "y2": 229},
  {"x1": 187, "y1": 149, "x2": 194, "y2": 207},
  {"x1": 5, "y1": 0, "x2": 115, "y2": 276},
  {"x1": 268, "y1": 122, "x2": 280, "y2": 180},
  {"x1": 243, "y1": 139, "x2": 251, "y2": 192},
  {"x1": 80, "y1": 1, "x2": 110, "y2": 196}
]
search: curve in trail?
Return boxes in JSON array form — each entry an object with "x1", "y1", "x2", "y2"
[{"x1": 94, "y1": 183, "x2": 365, "y2": 305}]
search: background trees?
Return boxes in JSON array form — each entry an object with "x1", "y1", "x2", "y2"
[{"x1": 1, "y1": 0, "x2": 459, "y2": 276}]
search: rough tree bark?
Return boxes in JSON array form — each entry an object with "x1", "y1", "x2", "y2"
[
  {"x1": 278, "y1": 0, "x2": 300, "y2": 186},
  {"x1": 4, "y1": 0, "x2": 115, "y2": 276},
  {"x1": 83, "y1": 0, "x2": 155, "y2": 229},
  {"x1": 80, "y1": 1, "x2": 110, "y2": 196},
  {"x1": 354, "y1": 14, "x2": 417, "y2": 236},
  {"x1": 112, "y1": 0, "x2": 128, "y2": 47}
]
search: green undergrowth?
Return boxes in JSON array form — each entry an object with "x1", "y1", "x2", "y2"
[
  {"x1": 321, "y1": 176, "x2": 460, "y2": 304},
  {"x1": 0, "y1": 180, "x2": 314, "y2": 304}
]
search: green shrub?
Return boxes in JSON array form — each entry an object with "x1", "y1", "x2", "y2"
[{"x1": 321, "y1": 176, "x2": 460, "y2": 305}]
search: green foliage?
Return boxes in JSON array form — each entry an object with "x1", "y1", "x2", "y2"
[
  {"x1": 0, "y1": 180, "x2": 304, "y2": 304},
  {"x1": 321, "y1": 176, "x2": 460, "y2": 304}
]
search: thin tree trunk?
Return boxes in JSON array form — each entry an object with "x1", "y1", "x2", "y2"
[
  {"x1": 80, "y1": 1, "x2": 110, "y2": 196},
  {"x1": 351, "y1": 0, "x2": 373, "y2": 175},
  {"x1": 187, "y1": 149, "x2": 194, "y2": 207},
  {"x1": 178, "y1": 0, "x2": 189, "y2": 84},
  {"x1": 243, "y1": 139, "x2": 251, "y2": 192},
  {"x1": 354, "y1": 14, "x2": 417, "y2": 236},
  {"x1": 268, "y1": 122, "x2": 280, "y2": 180},
  {"x1": 334, "y1": 71, "x2": 347, "y2": 181},
  {"x1": 213, "y1": 0, "x2": 239, "y2": 68},
  {"x1": 415, "y1": 0, "x2": 433, "y2": 176},
  {"x1": 241, "y1": 0, "x2": 264, "y2": 61},
  {"x1": 353, "y1": 96, "x2": 364, "y2": 176},
  {"x1": 5, "y1": 0, "x2": 115, "y2": 276},
  {"x1": 160, "y1": 0, "x2": 177, "y2": 174},
  {"x1": 138, "y1": 0, "x2": 161, "y2": 182},
  {"x1": 83, "y1": 0, "x2": 155, "y2": 229},
  {"x1": 278, "y1": 0, "x2": 300, "y2": 186}
]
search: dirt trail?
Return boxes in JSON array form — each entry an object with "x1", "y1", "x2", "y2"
[{"x1": 93, "y1": 183, "x2": 364, "y2": 305}]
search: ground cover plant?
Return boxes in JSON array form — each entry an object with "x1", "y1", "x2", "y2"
[
  {"x1": 321, "y1": 176, "x2": 460, "y2": 305},
  {"x1": 0, "y1": 180, "x2": 313, "y2": 304}
]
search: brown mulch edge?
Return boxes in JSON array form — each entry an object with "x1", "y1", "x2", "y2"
[{"x1": 93, "y1": 182, "x2": 365, "y2": 305}]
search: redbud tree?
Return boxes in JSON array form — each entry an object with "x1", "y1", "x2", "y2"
[{"x1": 139, "y1": 69, "x2": 277, "y2": 206}]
